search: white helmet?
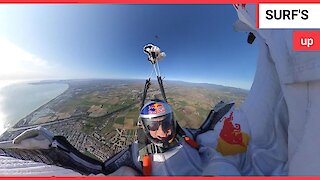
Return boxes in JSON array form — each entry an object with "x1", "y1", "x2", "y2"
[{"x1": 139, "y1": 100, "x2": 176, "y2": 148}]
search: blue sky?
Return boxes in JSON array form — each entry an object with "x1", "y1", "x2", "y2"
[{"x1": 0, "y1": 4, "x2": 258, "y2": 89}]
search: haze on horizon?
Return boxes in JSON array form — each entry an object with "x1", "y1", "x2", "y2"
[{"x1": 0, "y1": 4, "x2": 258, "y2": 90}]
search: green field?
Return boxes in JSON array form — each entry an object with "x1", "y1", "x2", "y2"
[{"x1": 115, "y1": 116, "x2": 125, "y2": 124}]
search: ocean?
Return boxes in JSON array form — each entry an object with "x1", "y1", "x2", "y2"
[{"x1": 0, "y1": 80, "x2": 68, "y2": 135}]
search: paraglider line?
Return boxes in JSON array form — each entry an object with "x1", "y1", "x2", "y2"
[
  {"x1": 153, "y1": 64, "x2": 159, "y2": 77},
  {"x1": 149, "y1": 68, "x2": 154, "y2": 79},
  {"x1": 156, "y1": 61, "x2": 161, "y2": 77}
]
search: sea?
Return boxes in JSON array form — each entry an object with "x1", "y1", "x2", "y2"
[{"x1": 0, "y1": 80, "x2": 68, "y2": 136}]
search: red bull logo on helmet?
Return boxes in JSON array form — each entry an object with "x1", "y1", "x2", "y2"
[{"x1": 148, "y1": 103, "x2": 166, "y2": 114}]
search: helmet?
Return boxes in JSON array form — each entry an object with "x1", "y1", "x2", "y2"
[{"x1": 139, "y1": 100, "x2": 176, "y2": 148}]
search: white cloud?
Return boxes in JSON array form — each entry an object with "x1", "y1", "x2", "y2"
[{"x1": 0, "y1": 37, "x2": 56, "y2": 81}]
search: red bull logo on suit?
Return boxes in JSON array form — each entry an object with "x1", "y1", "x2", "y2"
[{"x1": 216, "y1": 112, "x2": 250, "y2": 156}]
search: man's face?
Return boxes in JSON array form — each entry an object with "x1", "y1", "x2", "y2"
[{"x1": 146, "y1": 115, "x2": 174, "y2": 141}]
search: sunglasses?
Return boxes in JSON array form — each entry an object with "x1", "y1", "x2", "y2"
[{"x1": 142, "y1": 114, "x2": 173, "y2": 132}]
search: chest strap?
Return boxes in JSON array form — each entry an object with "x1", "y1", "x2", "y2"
[{"x1": 142, "y1": 154, "x2": 152, "y2": 176}]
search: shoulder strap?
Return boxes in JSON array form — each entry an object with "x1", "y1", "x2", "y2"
[
  {"x1": 140, "y1": 78, "x2": 151, "y2": 110},
  {"x1": 183, "y1": 136, "x2": 199, "y2": 149},
  {"x1": 176, "y1": 123, "x2": 199, "y2": 149}
]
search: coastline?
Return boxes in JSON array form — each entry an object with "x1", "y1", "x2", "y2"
[
  {"x1": 18, "y1": 83, "x2": 70, "y2": 127},
  {"x1": 0, "y1": 81, "x2": 69, "y2": 134},
  {"x1": 0, "y1": 80, "x2": 29, "y2": 135}
]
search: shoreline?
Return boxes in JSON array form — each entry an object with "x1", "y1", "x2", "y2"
[
  {"x1": 0, "y1": 81, "x2": 70, "y2": 131},
  {"x1": 13, "y1": 82, "x2": 70, "y2": 128}
]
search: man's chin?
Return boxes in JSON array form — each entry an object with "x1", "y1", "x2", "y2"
[{"x1": 158, "y1": 137, "x2": 168, "y2": 141}]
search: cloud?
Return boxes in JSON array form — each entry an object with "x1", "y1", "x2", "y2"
[{"x1": 0, "y1": 37, "x2": 55, "y2": 81}]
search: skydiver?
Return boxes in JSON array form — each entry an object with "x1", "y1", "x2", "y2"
[
  {"x1": 106, "y1": 99, "x2": 203, "y2": 175},
  {"x1": 95, "y1": 44, "x2": 236, "y2": 176},
  {"x1": 106, "y1": 44, "x2": 204, "y2": 175},
  {"x1": 138, "y1": 100, "x2": 203, "y2": 175},
  {"x1": 107, "y1": 44, "x2": 247, "y2": 176}
]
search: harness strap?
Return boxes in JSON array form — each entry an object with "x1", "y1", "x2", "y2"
[
  {"x1": 175, "y1": 123, "x2": 200, "y2": 149},
  {"x1": 142, "y1": 154, "x2": 152, "y2": 176},
  {"x1": 184, "y1": 136, "x2": 199, "y2": 149},
  {"x1": 141, "y1": 134, "x2": 198, "y2": 176}
]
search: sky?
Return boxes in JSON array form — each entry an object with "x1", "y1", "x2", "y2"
[{"x1": 0, "y1": 4, "x2": 258, "y2": 90}]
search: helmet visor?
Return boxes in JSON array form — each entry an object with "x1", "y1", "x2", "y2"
[{"x1": 141, "y1": 113, "x2": 174, "y2": 133}]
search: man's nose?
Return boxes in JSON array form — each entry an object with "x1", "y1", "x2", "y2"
[{"x1": 156, "y1": 124, "x2": 168, "y2": 138}]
